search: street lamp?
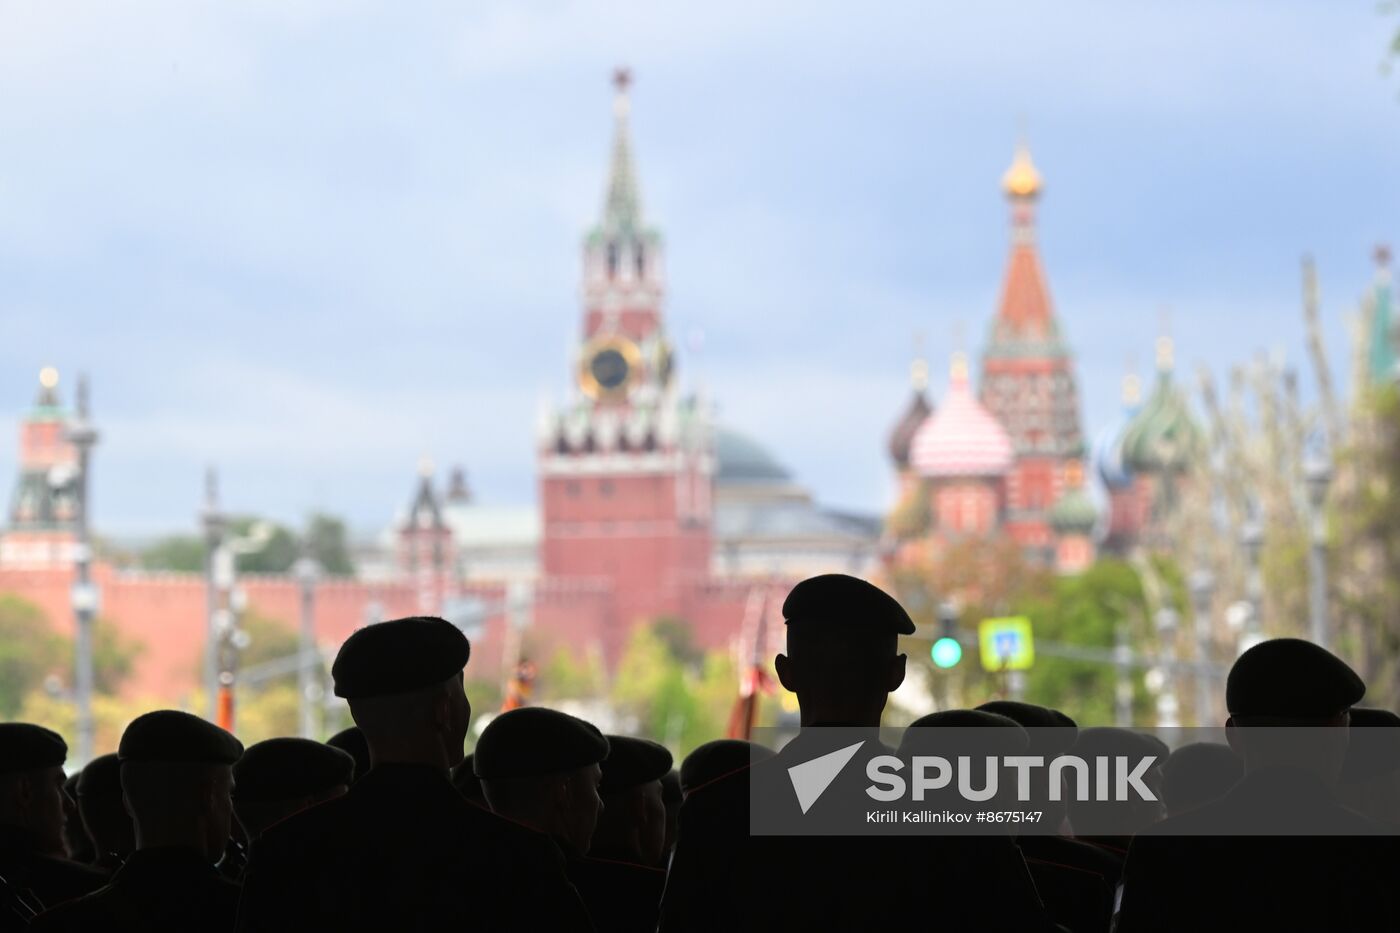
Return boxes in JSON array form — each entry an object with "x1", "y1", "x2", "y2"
[
  {"x1": 1188, "y1": 569, "x2": 1215, "y2": 726},
  {"x1": 64, "y1": 374, "x2": 100, "y2": 766},
  {"x1": 1303, "y1": 454, "x2": 1333, "y2": 648},
  {"x1": 1154, "y1": 607, "x2": 1180, "y2": 728},
  {"x1": 293, "y1": 556, "x2": 323, "y2": 739}
]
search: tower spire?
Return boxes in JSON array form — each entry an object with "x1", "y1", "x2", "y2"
[{"x1": 603, "y1": 67, "x2": 641, "y2": 235}]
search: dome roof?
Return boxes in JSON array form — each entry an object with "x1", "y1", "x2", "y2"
[
  {"x1": 888, "y1": 389, "x2": 932, "y2": 469},
  {"x1": 1002, "y1": 141, "x2": 1042, "y2": 200},
  {"x1": 1050, "y1": 486, "x2": 1098, "y2": 533},
  {"x1": 908, "y1": 355, "x2": 1014, "y2": 478},
  {"x1": 1120, "y1": 340, "x2": 1204, "y2": 474},
  {"x1": 715, "y1": 427, "x2": 792, "y2": 485},
  {"x1": 1093, "y1": 374, "x2": 1142, "y2": 491}
]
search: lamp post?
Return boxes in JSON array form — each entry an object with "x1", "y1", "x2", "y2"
[
  {"x1": 1188, "y1": 569, "x2": 1215, "y2": 726},
  {"x1": 1303, "y1": 454, "x2": 1332, "y2": 648},
  {"x1": 201, "y1": 470, "x2": 227, "y2": 722},
  {"x1": 64, "y1": 375, "x2": 99, "y2": 766},
  {"x1": 293, "y1": 556, "x2": 322, "y2": 739},
  {"x1": 1238, "y1": 517, "x2": 1265, "y2": 656},
  {"x1": 1154, "y1": 607, "x2": 1180, "y2": 728}
]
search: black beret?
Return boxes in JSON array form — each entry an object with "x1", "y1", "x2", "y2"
[
  {"x1": 0, "y1": 723, "x2": 67, "y2": 774},
  {"x1": 1160, "y1": 742, "x2": 1243, "y2": 813},
  {"x1": 1071, "y1": 727, "x2": 1168, "y2": 764},
  {"x1": 233, "y1": 738, "x2": 354, "y2": 802},
  {"x1": 679, "y1": 740, "x2": 775, "y2": 795},
  {"x1": 332, "y1": 616, "x2": 470, "y2": 700},
  {"x1": 325, "y1": 727, "x2": 371, "y2": 783},
  {"x1": 118, "y1": 711, "x2": 243, "y2": 765},
  {"x1": 976, "y1": 700, "x2": 1078, "y2": 756},
  {"x1": 473, "y1": 708, "x2": 609, "y2": 781},
  {"x1": 782, "y1": 574, "x2": 914, "y2": 636},
  {"x1": 1341, "y1": 708, "x2": 1400, "y2": 784},
  {"x1": 599, "y1": 737, "x2": 673, "y2": 794},
  {"x1": 76, "y1": 754, "x2": 123, "y2": 797},
  {"x1": 898, "y1": 710, "x2": 1030, "y2": 757},
  {"x1": 1226, "y1": 638, "x2": 1364, "y2": 718}
]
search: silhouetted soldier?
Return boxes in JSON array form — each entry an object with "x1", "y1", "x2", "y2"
[
  {"x1": 1338, "y1": 707, "x2": 1400, "y2": 826},
  {"x1": 325, "y1": 726, "x2": 371, "y2": 784},
  {"x1": 1116, "y1": 638, "x2": 1400, "y2": 931},
  {"x1": 561, "y1": 736, "x2": 673, "y2": 933},
  {"x1": 902, "y1": 709, "x2": 1104, "y2": 933},
  {"x1": 1063, "y1": 727, "x2": 1166, "y2": 866},
  {"x1": 677, "y1": 740, "x2": 774, "y2": 798},
  {"x1": 59, "y1": 774, "x2": 91, "y2": 866},
  {"x1": 74, "y1": 754, "x2": 135, "y2": 873},
  {"x1": 236, "y1": 616, "x2": 593, "y2": 932},
  {"x1": 658, "y1": 770, "x2": 681, "y2": 865},
  {"x1": 30, "y1": 710, "x2": 245, "y2": 932},
  {"x1": 450, "y1": 753, "x2": 485, "y2": 805},
  {"x1": 1159, "y1": 742, "x2": 1243, "y2": 818},
  {"x1": 232, "y1": 738, "x2": 354, "y2": 843},
  {"x1": 0, "y1": 724, "x2": 106, "y2": 913},
  {"x1": 659, "y1": 574, "x2": 1054, "y2": 932}
]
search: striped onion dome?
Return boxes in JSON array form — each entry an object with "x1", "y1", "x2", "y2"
[{"x1": 909, "y1": 354, "x2": 1014, "y2": 478}]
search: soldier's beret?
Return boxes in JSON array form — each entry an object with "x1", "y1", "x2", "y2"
[
  {"x1": 599, "y1": 737, "x2": 673, "y2": 794},
  {"x1": 782, "y1": 574, "x2": 915, "y2": 636},
  {"x1": 118, "y1": 711, "x2": 243, "y2": 765},
  {"x1": 0, "y1": 724, "x2": 67, "y2": 774},
  {"x1": 976, "y1": 700, "x2": 1078, "y2": 756},
  {"x1": 233, "y1": 738, "x2": 354, "y2": 802},
  {"x1": 1226, "y1": 638, "x2": 1364, "y2": 718},
  {"x1": 679, "y1": 740, "x2": 775, "y2": 795},
  {"x1": 76, "y1": 753, "x2": 123, "y2": 797},
  {"x1": 325, "y1": 727, "x2": 371, "y2": 783},
  {"x1": 1071, "y1": 727, "x2": 1168, "y2": 764},
  {"x1": 473, "y1": 708, "x2": 609, "y2": 781},
  {"x1": 332, "y1": 616, "x2": 470, "y2": 700},
  {"x1": 1341, "y1": 708, "x2": 1400, "y2": 784},
  {"x1": 899, "y1": 710, "x2": 1030, "y2": 757},
  {"x1": 1160, "y1": 742, "x2": 1243, "y2": 813}
]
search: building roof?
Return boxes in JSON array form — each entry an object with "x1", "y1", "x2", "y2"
[
  {"x1": 1120, "y1": 338, "x2": 1204, "y2": 474},
  {"x1": 1093, "y1": 373, "x2": 1142, "y2": 491},
  {"x1": 908, "y1": 354, "x2": 1014, "y2": 478},
  {"x1": 714, "y1": 427, "x2": 794, "y2": 486}
]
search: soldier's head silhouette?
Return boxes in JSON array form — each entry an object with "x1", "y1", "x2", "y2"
[
  {"x1": 474, "y1": 707, "x2": 610, "y2": 856},
  {"x1": 588, "y1": 736, "x2": 672, "y2": 867},
  {"x1": 659, "y1": 768, "x2": 681, "y2": 860},
  {"x1": 331, "y1": 616, "x2": 473, "y2": 773},
  {"x1": 0, "y1": 724, "x2": 69, "y2": 858},
  {"x1": 679, "y1": 739, "x2": 775, "y2": 797},
  {"x1": 232, "y1": 738, "x2": 354, "y2": 841},
  {"x1": 118, "y1": 710, "x2": 243, "y2": 862},
  {"x1": 1159, "y1": 742, "x2": 1243, "y2": 817},
  {"x1": 976, "y1": 700, "x2": 1079, "y2": 829},
  {"x1": 1225, "y1": 638, "x2": 1363, "y2": 784},
  {"x1": 60, "y1": 771, "x2": 92, "y2": 863},
  {"x1": 1065, "y1": 728, "x2": 1167, "y2": 839},
  {"x1": 74, "y1": 753, "x2": 134, "y2": 867},
  {"x1": 774, "y1": 575, "x2": 913, "y2": 727},
  {"x1": 325, "y1": 726, "x2": 371, "y2": 783}
]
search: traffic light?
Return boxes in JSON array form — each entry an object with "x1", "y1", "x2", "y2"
[{"x1": 930, "y1": 601, "x2": 963, "y2": 669}]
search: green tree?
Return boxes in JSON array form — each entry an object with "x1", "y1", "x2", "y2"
[
  {"x1": 139, "y1": 535, "x2": 206, "y2": 573},
  {"x1": 0, "y1": 594, "x2": 66, "y2": 717},
  {"x1": 304, "y1": 513, "x2": 356, "y2": 577},
  {"x1": 92, "y1": 618, "x2": 143, "y2": 695}
]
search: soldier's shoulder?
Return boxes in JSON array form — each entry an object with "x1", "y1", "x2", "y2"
[{"x1": 28, "y1": 884, "x2": 115, "y2": 932}]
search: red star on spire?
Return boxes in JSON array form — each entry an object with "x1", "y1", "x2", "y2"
[
  {"x1": 613, "y1": 67, "x2": 632, "y2": 94},
  {"x1": 1376, "y1": 243, "x2": 1393, "y2": 268}
]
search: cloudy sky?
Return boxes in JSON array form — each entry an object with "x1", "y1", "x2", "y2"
[{"x1": 0, "y1": 1, "x2": 1396, "y2": 538}]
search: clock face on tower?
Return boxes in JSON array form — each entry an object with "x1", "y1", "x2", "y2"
[{"x1": 579, "y1": 336, "x2": 643, "y2": 400}]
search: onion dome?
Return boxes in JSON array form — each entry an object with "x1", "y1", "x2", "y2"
[
  {"x1": 909, "y1": 354, "x2": 1014, "y2": 478},
  {"x1": 888, "y1": 357, "x2": 933, "y2": 469},
  {"x1": 1001, "y1": 141, "x2": 1042, "y2": 200},
  {"x1": 1093, "y1": 372, "x2": 1142, "y2": 491},
  {"x1": 1050, "y1": 461, "x2": 1098, "y2": 534},
  {"x1": 1120, "y1": 337, "x2": 1204, "y2": 474}
]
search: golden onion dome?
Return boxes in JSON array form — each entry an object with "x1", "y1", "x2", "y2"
[{"x1": 1001, "y1": 142, "x2": 1042, "y2": 199}]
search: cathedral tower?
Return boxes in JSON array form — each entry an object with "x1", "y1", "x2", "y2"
[
  {"x1": 1, "y1": 368, "x2": 81, "y2": 569},
  {"x1": 979, "y1": 142, "x2": 1085, "y2": 563}
]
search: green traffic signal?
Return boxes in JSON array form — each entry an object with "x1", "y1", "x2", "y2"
[{"x1": 931, "y1": 636, "x2": 963, "y2": 669}]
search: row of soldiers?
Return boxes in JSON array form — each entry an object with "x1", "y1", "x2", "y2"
[{"x1": 2, "y1": 573, "x2": 1400, "y2": 931}]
